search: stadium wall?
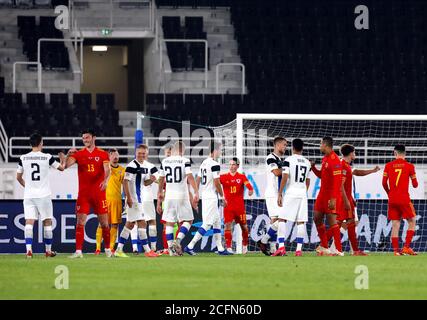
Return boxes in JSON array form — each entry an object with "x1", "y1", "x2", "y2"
[{"x1": 0, "y1": 200, "x2": 425, "y2": 253}]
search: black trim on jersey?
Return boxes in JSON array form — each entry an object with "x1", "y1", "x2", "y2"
[
  {"x1": 125, "y1": 166, "x2": 137, "y2": 174},
  {"x1": 267, "y1": 158, "x2": 279, "y2": 165},
  {"x1": 282, "y1": 161, "x2": 290, "y2": 168},
  {"x1": 185, "y1": 162, "x2": 191, "y2": 167},
  {"x1": 18, "y1": 159, "x2": 23, "y2": 167},
  {"x1": 49, "y1": 155, "x2": 55, "y2": 166},
  {"x1": 211, "y1": 165, "x2": 220, "y2": 172},
  {"x1": 150, "y1": 167, "x2": 158, "y2": 174}
]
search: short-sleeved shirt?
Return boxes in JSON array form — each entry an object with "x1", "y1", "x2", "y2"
[
  {"x1": 220, "y1": 172, "x2": 252, "y2": 208},
  {"x1": 282, "y1": 154, "x2": 311, "y2": 197},
  {"x1": 142, "y1": 160, "x2": 159, "y2": 202},
  {"x1": 341, "y1": 159, "x2": 355, "y2": 205},
  {"x1": 383, "y1": 159, "x2": 417, "y2": 204},
  {"x1": 264, "y1": 153, "x2": 285, "y2": 198},
  {"x1": 159, "y1": 155, "x2": 192, "y2": 200},
  {"x1": 17, "y1": 151, "x2": 60, "y2": 199},
  {"x1": 124, "y1": 159, "x2": 153, "y2": 204},
  {"x1": 199, "y1": 157, "x2": 221, "y2": 200},
  {"x1": 69, "y1": 147, "x2": 109, "y2": 195},
  {"x1": 319, "y1": 151, "x2": 342, "y2": 199},
  {"x1": 106, "y1": 164, "x2": 125, "y2": 200}
]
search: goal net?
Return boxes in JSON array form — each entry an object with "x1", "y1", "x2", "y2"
[{"x1": 213, "y1": 114, "x2": 427, "y2": 253}]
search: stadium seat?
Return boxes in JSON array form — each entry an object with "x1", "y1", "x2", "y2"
[{"x1": 73, "y1": 93, "x2": 92, "y2": 109}]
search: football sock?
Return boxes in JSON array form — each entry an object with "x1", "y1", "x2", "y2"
[
  {"x1": 296, "y1": 224, "x2": 305, "y2": 252},
  {"x1": 110, "y1": 225, "x2": 118, "y2": 250},
  {"x1": 330, "y1": 224, "x2": 342, "y2": 252},
  {"x1": 315, "y1": 223, "x2": 328, "y2": 248},
  {"x1": 117, "y1": 227, "x2": 131, "y2": 251},
  {"x1": 165, "y1": 225, "x2": 175, "y2": 249},
  {"x1": 277, "y1": 221, "x2": 286, "y2": 249},
  {"x1": 43, "y1": 225, "x2": 53, "y2": 252},
  {"x1": 176, "y1": 222, "x2": 191, "y2": 245},
  {"x1": 162, "y1": 226, "x2": 168, "y2": 249},
  {"x1": 241, "y1": 225, "x2": 249, "y2": 247},
  {"x1": 261, "y1": 220, "x2": 278, "y2": 244},
  {"x1": 102, "y1": 226, "x2": 111, "y2": 250},
  {"x1": 130, "y1": 226, "x2": 139, "y2": 252},
  {"x1": 213, "y1": 228, "x2": 224, "y2": 252},
  {"x1": 75, "y1": 224, "x2": 85, "y2": 251},
  {"x1": 187, "y1": 226, "x2": 208, "y2": 250},
  {"x1": 347, "y1": 222, "x2": 359, "y2": 252},
  {"x1": 405, "y1": 230, "x2": 415, "y2": 248},
  {"x1": 392, "y1": 237, "x2": 399, "y2": 252},
  {"x1": 224, "y1": 229, "x2": 232, "y2": 248},
  {"x1": 95, "y1": 226, "x2": 103, "y2": 251},
  {"x1": 148, "y1": 225, "x2": 157, "y2": 251},
  {"x1": 138, "y1": 228, "x2": 150, "y2": 253},
  {"x1": 25, "y1": 224, "x2": 33, "y2": 252}
]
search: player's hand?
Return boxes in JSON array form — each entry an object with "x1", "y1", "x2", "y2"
[
  {"x1": 373, "y1": 165, "x2": 381, "y2": 172},
  {"x1": 310, "y1": 160, "x2": 316, "y2": 167},
  {"x1": 127, "y1": 198, "x2": 133, "y2": 209},
  {"x1": 277, "y1": 194, "x2": 283, "y2": 207},
  {"x1": 192, "y1": 194, "x2": 199, "y2": 207},
  {"x1": 248, "y1": 189, "x2": 254, "y2": 197},
  {"x1": 99, "y1": 181, "x2": 108, "y2": 191},
  {"x1": 67, "y1": 148, "x2": 77, "y2": 156},
  {"x1": 222, "y1": 198, "x2": 228, "y2": 208},
  {"x1": 191, "y1": 198, "x2": 199, "y2": 211},
  {"x1": 156, "y1": 202, "x2": 163, "y2": 214},
  {"x1": 328, "y1": 198, "x2": 336, "y2": 211},
  {"x1": 150, "y1": 175, "x2": 157, "y2": 183}
]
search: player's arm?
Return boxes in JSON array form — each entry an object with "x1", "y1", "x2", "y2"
[
  {"x1": 306, "y1": 177, "x2": 311, "y2": 190},
  {"x1": 99, "y1": 161, "x2": 111, "y2": 191},
  {"x1": 410, "y1": 164, "x2": 418, "y2": 188},
  {"x1": 16, "y1": 159, "x2": 25, "y2": 187},
  {"x1": 341, "y1": 175, "x2": 351, "y2": 210},
  {"x1": 267, "y1": 157, "x2": 282, "y2": 177},
  {"x1": 59, "y1": 148, "x2": 78, "y2": 169},
  {"x1": 212, "y1": 164, "x2": 226, "y2": 207},
  {"x1": 187, "y1": 173, "x2": 199, "y2": 207},
  {"x1": 49, "y1": 154, "x2": 64, "y2": 172},
  {"x1": 382, "y1": 166, "x2": 390, "y2": 195},
  {"x1": 156, "y1": 175, "x2": 165, "y2": 214},
  {"x1": 243, "y1": 174, "x2": 254, "y2": 196},
  {"x1": 353, "y1": 166, "x2": 380, "y2": 176},
  {"x1": 123, "y1": 166, "x2": 135, "y2": 208},
  {"x1": 310, "y1": 161, "x2": 322, "y2": 178},
  {"x1": 277, "y1": 173, "x2": 289, "y2": 207}
]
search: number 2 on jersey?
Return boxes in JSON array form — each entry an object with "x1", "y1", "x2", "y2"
[
  {"x1": 395, "y1": 168, "x2": 402, "y2": 186},
  {"x1": 31, "y1": 163, "x2": 40, "y2": 181}
]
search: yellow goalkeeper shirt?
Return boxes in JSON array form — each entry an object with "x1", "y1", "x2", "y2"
[{"x1": 106, "y1": 164, "x2": 125, "y2": 200}]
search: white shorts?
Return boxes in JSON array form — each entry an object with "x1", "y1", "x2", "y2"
[
  {"x1": 162, "y1": 199, "x2": 194, "y2": 223},
  {"x1": 24, "y1": 196, "x2": 53, "y2": 221},
  {"x1": 202, "y1": 198, "x2": 221, "y2": 227},
  {"x1": 125, "y1": 203, "x2": 144, "y2": 223},
  {"x1": 265, "y1": 197, "x2": 283, "y2": 218},
  {"x1": 279, "y1": 195, "x2": 308, "y2": 222},
  {"x1": 142, "y1": 201, "x2": 156, "y2": 221}
]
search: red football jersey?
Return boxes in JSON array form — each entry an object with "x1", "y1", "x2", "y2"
[
  {"x1": 70, "y1": 147, "x2": 109, "y2": 194},
  {"x1": 341, "y1": 159, "x2": 355, "y2": 207},
  {"x1": 383, "y1": 159, "x2": 417, "y2": 204},
  {"x1": 220, "y1": 172, "x2": 253, "y2": 208},
  {"x1": 319, "y1": 151, "x2": 342, "y2": 199}
]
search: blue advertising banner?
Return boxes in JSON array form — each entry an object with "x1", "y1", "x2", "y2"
[{"x1": 0, "y1": 200, "x2": 425, "y2": 253}]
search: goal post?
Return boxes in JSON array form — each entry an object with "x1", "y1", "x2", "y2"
[{"x1": 215, "y1": 113, "x2": 427, "y2": 253}]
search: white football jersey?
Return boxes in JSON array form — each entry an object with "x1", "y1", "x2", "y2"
[
  {"x1": 264, "y1": 152, "x2": 285, "y2": 198},
  {"x1": 124, "y1": 159, "x2": 153, "y2": 204},
  {"x1": 17, "y1": 151, "x2": 60, "y2": 199},
  {"x1": 282, "y1": 154, "x2": 311, "y2": 197},
  {"x1": 159, "y1": 155, "x2": 192, "y2": 200},
  {"x1": 141, "y1": 160, "x2": 160, "y2": 202},
  {"x1": 199, "y1": 157, "x2": 221, "y2": 200}
]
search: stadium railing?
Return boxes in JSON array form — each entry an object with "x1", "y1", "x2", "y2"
[{"x1": 215, "y1": 62, "x2": 245, "y2": 95}]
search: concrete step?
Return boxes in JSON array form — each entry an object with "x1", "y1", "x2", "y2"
[
  {"x1": 0, "y1": 31, "x2": 16, "y2": 40},
  {"x1": 0, "y1": 39, "x2": 23, "y2": 50},
  {"x1": 170, "y1": 70, "x2": 242, "y2": 81},
  {"x1": 210, "y1": 47, "x2": 238, "y2": 57},
  {"x1": 211, "y1": 55, "x2": 241, "y2": 65}
]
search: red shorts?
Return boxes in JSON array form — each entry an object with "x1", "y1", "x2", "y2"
[
  {"x1": 388, "y1": 202, "x2": 416, "y2": 221},
  {"x1": 224, "y1": 206, "x2": 246, "y2": 224},
  {"x1": 76, "y1": 190, "x2": 108, "y2": 215},
  {"x1": 314, "y1": 193, "x2": 337, "y2": 214},
  {"x1": 336, "y1": 199, "x2": 355, "y2": 221}
]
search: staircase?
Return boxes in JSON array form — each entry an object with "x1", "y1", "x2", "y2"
[
  {"x1": 157, "y1": 7, "x2": 246, "y2": 94},
  {"x1": 0, "y1": 9, "x2": 81, "y2": 98}
]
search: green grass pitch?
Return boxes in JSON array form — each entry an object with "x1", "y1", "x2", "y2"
[{"x1": 1, "y1": 252, "x2": 426, "y2": 300}]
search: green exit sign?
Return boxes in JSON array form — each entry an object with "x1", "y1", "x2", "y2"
[{"x1": 101, "y1": 29, "x2": 112, "y2": 36}]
